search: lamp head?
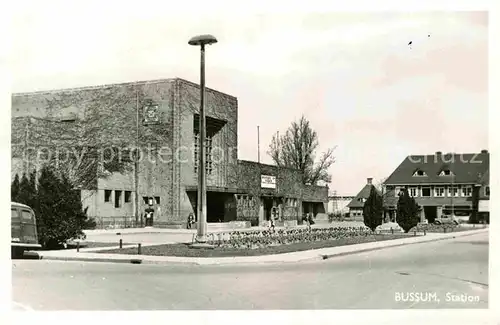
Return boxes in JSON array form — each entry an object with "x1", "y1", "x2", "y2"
[{"x1": 188, "y1": 34, "x2": 218, "y2": 46}]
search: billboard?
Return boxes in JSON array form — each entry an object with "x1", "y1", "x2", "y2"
[{"x1": 261, "y1": 175, "x2": 276, "y2": 189}]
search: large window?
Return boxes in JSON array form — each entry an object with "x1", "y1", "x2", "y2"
[
  {"x1": 434, "y1": 187, "x2": 445, "y2": 197},
  {"x1": 193, "y1": 133, "x2": 213, "y2": 175},
  {"x1": 448, "y1": 186, "x2": 459, "y2": 197},
  {"x1": 462, "y1": 186, "x2": 472, "y2": 197}
]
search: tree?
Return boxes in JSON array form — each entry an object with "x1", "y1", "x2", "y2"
[
  {"x1": 396, "y1": 188, "x2": 421, "y2": 232},
  {"x1": 363, "y1": 186, "x2": 384, "y2": 232},
  {"x1": 35, "y1": 166, "x2": 90, "y2": 249},
  {"x1": 11, "y1": 174, "x2": 20, "y2": 202},
  {"x1": 17, "y1": 173, "x2": 36, "y2": 208},
  {"x1": 267, "y1": 115, "x2": 336, "y2": 185}
]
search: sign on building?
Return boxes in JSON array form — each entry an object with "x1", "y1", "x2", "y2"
[
  {"x1": 261, "y1": 175, "x2": 276, "y2": 189},
  {"x1": 143, "y1": 103, "x2": 160, "y2": 125},
  {"x1": 479, "y1": 200, "x2": 489, "y2": 212}
]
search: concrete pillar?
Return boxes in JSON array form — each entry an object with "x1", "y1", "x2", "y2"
[
  {"x1": 420, "y1": 208, "x2": 426, "y2": 223},
  {"x1": 437, "y1": 206, "x2": 443, "y2": 219}
]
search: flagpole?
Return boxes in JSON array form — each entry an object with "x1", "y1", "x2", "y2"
[{"x1": 257, "y1": 126, "x2": 260, "y2": 164}]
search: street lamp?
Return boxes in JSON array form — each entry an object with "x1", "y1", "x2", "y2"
[{"x1": 188, "y1": 34, "x2": 217, "y2": 247}]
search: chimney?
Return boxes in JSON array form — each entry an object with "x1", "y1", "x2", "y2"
[
  {"x1": 481, "y1": 149, "x2": 488, "y2": 154},
  {"x1": 367, "y1": 178, "x2": 373, "y2": 185},
  {"x1": 435, "y1": 151, "x2": 442, "y2": 155}
]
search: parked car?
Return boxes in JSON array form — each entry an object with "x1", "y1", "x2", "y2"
[{"x1": 434, "y1": 214, "x2": 459, "y2": 225}]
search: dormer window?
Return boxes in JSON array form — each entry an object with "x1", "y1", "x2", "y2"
[
  {"x1": 413, "y1": 169, "x2": 427, "y2": 177},
  {"x1": 439, "y1": 169, "x2": 454, "y2": 176}
]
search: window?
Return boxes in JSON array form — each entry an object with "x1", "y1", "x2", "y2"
[
  {"x1": 125, "y1": 191, "x2": 132, "y2": 203},
  {"x1": 421, "y1": 187, "x2": 431, "y2": 197},
  {"x1": 193, "y1": 132, "x2": 213, "y2": 175},
  {"x1": 434, "y1": 187, "x2": 445, "y2": 197},
  {"x1": 104, "y1": 190, "x2": 112, "y2": 202},
  {"x1": 413, "y1": 170, "x2": 427, "y2": 177},
  {"x1": 462, "y1": 186, "x2": 472, "y2": 197},
  {"x1": 485, "y1": 186, "x2": 490, "y2": 196},
  {"x1": 11, "y1": 209, "x2": 19, "y2": 222},
  {"x1": 115, "y1": 190, "x2": 122, "y2": 208},
  {"x1": 143, "y1": 196, "x2": 149, "y2": 204},
  {"x1": 395, "y1": 187, "x2": 402, "y2": 197},
  {"x1": 409, "y1": 187, "x2": 418, "y2": 197},
  {"x1": 439, "y1": 170, "x2": 454, "y2": 176},
  {"x1": 155, "y1": 196, "x2": 160, "y2": 204},
  {"x1": 448, "y1": 186, "x2": 459, "y2": 197},
  {"x1": 21, "y1": 210, "x2": 34, "y2": 222}
]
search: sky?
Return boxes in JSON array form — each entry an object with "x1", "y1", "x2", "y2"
[{"x1": 8, "y1": 3, "x2": 489, "y2": 195}]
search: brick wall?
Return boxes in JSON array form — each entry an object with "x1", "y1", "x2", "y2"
[
  {"x1": 11, "y1": 79, "x2": 178, "y2": 225},
  {"x1": 176, "y1": 79, "x2": 239, "y2": 223}
]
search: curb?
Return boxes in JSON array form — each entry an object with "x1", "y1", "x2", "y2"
[
  {"x1": 38, "y1": 228, "x2": 488, "y2": 266},
  {"x1": 39, "y1": 255, "x2": 145, "y2": 265},
  {"x1": 321, "y1": 229, "x2": 488, "y2": 260}
]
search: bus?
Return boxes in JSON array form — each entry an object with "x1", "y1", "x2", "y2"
[{"x1": 11, "y1": 202, "x2": 42, "y2": 258}]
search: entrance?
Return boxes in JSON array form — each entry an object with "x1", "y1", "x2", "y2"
[
  {"x1": 263, "y1": 197, "x2": 273, "y2": 221},
  {"x1": 207, "y1": 192, "x2": 227, "y2": 223},
  {"x1": 424, "y1": 206, "x2": 437, "y2": 223}
]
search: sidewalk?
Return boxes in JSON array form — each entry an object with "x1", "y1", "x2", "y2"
[{"x1": 36, "y1": 228, "x2": 488, "y2": 266}]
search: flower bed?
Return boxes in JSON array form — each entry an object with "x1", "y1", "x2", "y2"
[
  {"x1": 96, "y1": 233, "x2": 411, "y2": 258},
  {"x1": 205, "y1": 226, "x2": 373, "y2": 249},
  {"x1": 410, "y1": 223, "x2": 483, "y2": 233}
]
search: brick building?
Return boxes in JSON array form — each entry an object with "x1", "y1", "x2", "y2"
[
  {"x1": 11, "y1": 78, "x2": 328, "y2": 228},
  {"x1": 347, "y1": 178, "x2": 380, "y2": 221},
  {"x1": 383, "y1": 150, "x2": 490, "y2": 223}
]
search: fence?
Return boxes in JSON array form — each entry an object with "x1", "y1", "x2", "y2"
[{"x1": 93, "y1": 216, "x2": 140, "y2": 229}]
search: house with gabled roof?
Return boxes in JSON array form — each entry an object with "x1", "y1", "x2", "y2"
[
  {"x1": 383, "y1": 150, "x2": 490, "y2": 223},
  {"x1": 347, "y1": 178, "x2": 380, "y2": 220}
]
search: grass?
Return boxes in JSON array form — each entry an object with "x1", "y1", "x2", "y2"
[{"x1": 97, "y1": 233, "x2": 413, "y2": 258}]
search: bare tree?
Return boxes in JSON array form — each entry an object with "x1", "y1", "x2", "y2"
[
  {"x1": 267, "y1": 115, "x2": 336, "y2": 185},
  {"x1": 374, "y1": 177, "x2": 388, "y2": 192}
]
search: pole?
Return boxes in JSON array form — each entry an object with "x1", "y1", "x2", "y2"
[
  {"x1": 196, "y1": 44, "x2": 208, "y2": 243},
  {"x1": 135, "y1": 90, "x2": 140, "y2": 227},
  {"x1": 257, "y1": 126, "x2": 260, "y2": 164}
]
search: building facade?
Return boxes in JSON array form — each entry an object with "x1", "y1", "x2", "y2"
[
  {"x1": 383, "y1": 151, "x2": 490, "y2": 223},
  {"x1": 11, "y1": 78, "x2": 328, "y2": 228},
  {"x1": 328, "y1": 194, "x2": 355, "y2": 216},
  {"x1": 347, "y1": 178, "x2": 379, "y2": 221}
]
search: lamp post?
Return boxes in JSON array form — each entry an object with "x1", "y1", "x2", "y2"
[
  {"x1": 188, "y1": 34, "x2": 217, "y2": 247},
  {"x1": 472, "y1": 183, "x2": 482, "y2": 224}
]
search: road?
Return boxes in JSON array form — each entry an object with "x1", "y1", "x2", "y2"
[{"x1": 12, "y1": 231, "x2": 488, "y2": 310}]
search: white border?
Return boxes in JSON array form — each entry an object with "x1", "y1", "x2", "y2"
[{"x1": 1, "y1": 0, "x2": 498, "y2": 324}]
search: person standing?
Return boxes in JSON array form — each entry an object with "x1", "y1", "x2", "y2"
[
  {"x1": 187, "y1": 213, "x2": 195, "y2": 229},
  {"x1": 144, "y1": 207, "x2": 154, "y2": 227}
]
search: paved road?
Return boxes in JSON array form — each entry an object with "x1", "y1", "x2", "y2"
[{"x1": 12, "y1": 231, "x2": 488, "y2": 310}]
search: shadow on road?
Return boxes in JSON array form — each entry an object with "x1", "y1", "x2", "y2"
[{"x1": 12, "y1": 251, "x2": 42, "y2": 260}]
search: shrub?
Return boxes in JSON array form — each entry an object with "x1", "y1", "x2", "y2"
[
  {"x1": 363, "y1": 186, "x2": 383, "y2": 232},
  {"x1": 11, "y1": 166, "x2": 92, "y2": 249},
  {"x1": 396, "y1": 188, "x2": 421, "y2": 233}
]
